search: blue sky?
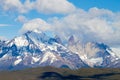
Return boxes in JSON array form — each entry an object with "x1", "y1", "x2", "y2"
[
  {"x1": 69, "y1": 0, "x2": 120, "y2": 12},
  {"x1": 0, "y1": 0, "x2": 120, "y2": 47}
]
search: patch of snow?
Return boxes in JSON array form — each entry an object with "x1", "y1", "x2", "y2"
[
  {"x1": 84, "y1": 57, "x2": 103, "y2": 67},
  {"x1": 106, "y1": 48, "x2": 116, "y2": 57},
  {"x1": 47, "y1": 45, "x2": 57, "y2": 51},
  {"x1": 14, "y1": 36, "x2": 29, "y2": 47},
  {"x1": 32, "y1": 57, "x2": 40, "y2": 62},
  {"x1": 40, "y1": 52, "x2": 58, "y2": 64},
  {"x1": 22, "y1": 52, "x2": 31, "y2": 57},
  {"x1": 115, "y1": 58, "x2": 119, "y2": 60},
  {"x1": 80, "y1": 54, "x2": 87, "y2": 60},
  {"x1": 111, "y1": 48, "x2": 120, "y2": 58},
  {"x1": 14, "y1": 58, "x2": 22, "y2": 66},
  {"x1": 33, "y1": 29, "x2": 42, "y2": 33},
  {"x1": 17, "y1": 56, "x2": 21, "y2": 59}
]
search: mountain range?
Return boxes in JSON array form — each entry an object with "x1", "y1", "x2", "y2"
[{"x1": 0, "y1": 29, "x2": 120, "y2": 70}]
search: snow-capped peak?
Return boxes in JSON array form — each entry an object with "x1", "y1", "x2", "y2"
[
  {"x1": 68, "y1": 41, "x2": 119, "y2": 67},
  {"x1": 0, "y1": 31, "x2": 120, "y2": 70},
  {"x1": 14, "y1": 36, "x2": 29, "y2": 47},
  {"x1": 33, "y1": 29, "x2": 42, "y2": 34}
]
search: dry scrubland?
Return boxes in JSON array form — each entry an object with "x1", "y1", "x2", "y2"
[{"x1": 0, "y1": 67, "x2": 120, "y2": 80}]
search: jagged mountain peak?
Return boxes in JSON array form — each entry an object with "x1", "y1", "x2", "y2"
[
  {"x1": 0, "y1": 30, "x2": 88, "y2": 70},
  {"x1": 0, "y1": 30, "x2": 119, "y2": 70},
  {"x1": 23, "y1": 30, "x2": 61, "y2": 45},
  {"x1": 54, "y1": 35, "x2": 62, "y2": 44},
  {"x1": 68, "y1": 40, "x2": 119, "y2": 67},
  {"x1": 24, "y1": 29, "x2": 44, "y2": 35},
  {"x1": 68, "y1": 35, "x2": 75, "y2": 45}
]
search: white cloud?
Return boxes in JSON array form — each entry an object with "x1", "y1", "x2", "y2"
[
  {"x1": 0, "y1": 0, "x2": 76, "y2": 14},
  {"x1": 15, "y1": 15, "x2": 28, "y2": 23},
  {"x1": 34, "y1": 0, "x2": 76, "y2": 14},
  {"x1": 20, "y1": 7, "x2": 120, "y2": 47},
  {"x1": 0, "y1": 0, "x2": 24, "y2": 13},
  {"x1": 0, "y1": 0, "x2": 34, "y2": 13},
  {"x1": 20, "y1": 18, "x2": 52, "y2": 33},
  {"x1": 0, "y1": 24, "x2": 13, "y2": 27},
  {"x1": 51, "y1": 8, "x2": 120, "y2": 46}
]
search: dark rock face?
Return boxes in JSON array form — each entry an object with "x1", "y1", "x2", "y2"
[{"x1": 68, "y1": 35, "x2": 75, "y2": 45}]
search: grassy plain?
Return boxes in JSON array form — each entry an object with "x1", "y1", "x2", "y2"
[{"x1": 0, "y1": 66, "x2": 120, "y2": 80}]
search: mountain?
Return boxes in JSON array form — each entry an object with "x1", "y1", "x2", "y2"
[
  {"x1": 68, "y1": 39, "x2": 120, "y2": 68},
  {"x1": 0, "y1": 30, "x2": 119, "y2": 70},
  {"x1": 68, "y1": 35, "x2": 75, "y2": 45},
  {"x1": 0, "y1": 30, "x2": 87, "y2": 70}
]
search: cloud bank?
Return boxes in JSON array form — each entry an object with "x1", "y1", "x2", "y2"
[
  {"x1": 0, "y1": 0, "x2": 120, "y2": 47},
  {"x1": 20, "y1": 8, "x2": 120, "y2": 47},
  {"x1": 0, "y1": 0, "x2": 75, "y2": 14}
]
